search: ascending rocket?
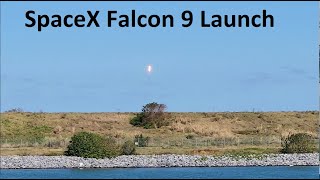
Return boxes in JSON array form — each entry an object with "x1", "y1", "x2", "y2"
[{"x1": 146, "y1": 65, "x2": 152, "y2": 74}]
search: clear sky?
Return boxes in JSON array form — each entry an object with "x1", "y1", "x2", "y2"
[{"x1": 1, "y1": 2, "x2": 318, "y2": 112}]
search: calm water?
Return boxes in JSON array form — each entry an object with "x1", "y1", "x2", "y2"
[{"x1": 0, "y1": 166, "x2": 319, "y2": 179}]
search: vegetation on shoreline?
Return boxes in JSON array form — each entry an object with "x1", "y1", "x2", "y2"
[{"x1": 0, "y1": 106, "x2": 318, "y2": 156}]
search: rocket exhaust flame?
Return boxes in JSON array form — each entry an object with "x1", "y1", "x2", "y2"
[{"x1": 147, "y1": 65, "x2": 152, "y2": 74}]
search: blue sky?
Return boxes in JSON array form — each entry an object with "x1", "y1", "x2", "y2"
[{"x1": 1, "y1": 2, "x2": 318, "y2": 112}]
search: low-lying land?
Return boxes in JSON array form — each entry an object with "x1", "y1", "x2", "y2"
[
  {"x1": 0, "y1": 111, "x2": 318, "y2": 156},
  {"x1": 1, "y1": 153, "x2": 318, "y2": 169}
]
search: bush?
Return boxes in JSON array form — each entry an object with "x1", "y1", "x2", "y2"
[
  {"x1": 130, "y1": 102, "x2": 171, "y2": 129},
  {"x1": 186, "y1": 134, "x2": 194, "y2": 139},
  {"x1": 134, "y1": 134, "x2": 149, "y2": 147},
  {"x1": 281, "y1": 133, "x2": 315, "y2": 153},
  {"x1": 129, "y1": 113, "x2": 145, "y2": 127},
  {"x1": 121, "y1": 140, "x2": 136, "y2": 155},
  {"x1": 64, "y1": 132, "x2": 119, "y2": 159}
]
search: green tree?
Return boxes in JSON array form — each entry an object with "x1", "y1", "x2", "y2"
[
  {"x1": 130, "y1": 102, "x2": 171, "y2": 129},
  {"x1": 64, "y1": 132, "x2": 119, "y2": 159},
  {"x1": 281, "y1": 133, "x2": 315, "y2": 153}
]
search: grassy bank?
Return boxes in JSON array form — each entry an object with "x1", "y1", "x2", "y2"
[{"x1": 0, "y1": 111, "x2": 318, "y2": 156}]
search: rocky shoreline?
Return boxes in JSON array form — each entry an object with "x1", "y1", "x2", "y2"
[{"x1": 0, "y1": 153, "x2": 318, "y2": 169}]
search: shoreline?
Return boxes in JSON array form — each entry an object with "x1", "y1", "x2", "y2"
[{"x1": 1, "y1": 153, "x2": 318, "y2": 169}]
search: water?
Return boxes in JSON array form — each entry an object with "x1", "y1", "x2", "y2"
[{"x1": 0, "y1": 166, "x2": 318, "y2": 179}]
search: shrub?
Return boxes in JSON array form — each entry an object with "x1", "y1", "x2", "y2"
[
  {"x1": 281, "y1": 133, "x2": 315, "y2": 153},
  {"x1": 60, "y1": 113, "x2": 67, "y2": 119},
  {"x1": 130, "y1": 102, "x2": 171, "y2": 129},
  {"x1": 186, "y1": 134, "x2": 194, "y2": 139},
  {"x1": 134, "y1": 134, "x2": 149, "y2": 147},
  {"x1": 129, "y1": 113, "x2": 145, "y2": 127},
  {"x1": 121, "y1": 140, "x2": 136, "y2": 155},
  {"x1": 64, "y1": 132, "x2": 119, "y2": 159}
]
